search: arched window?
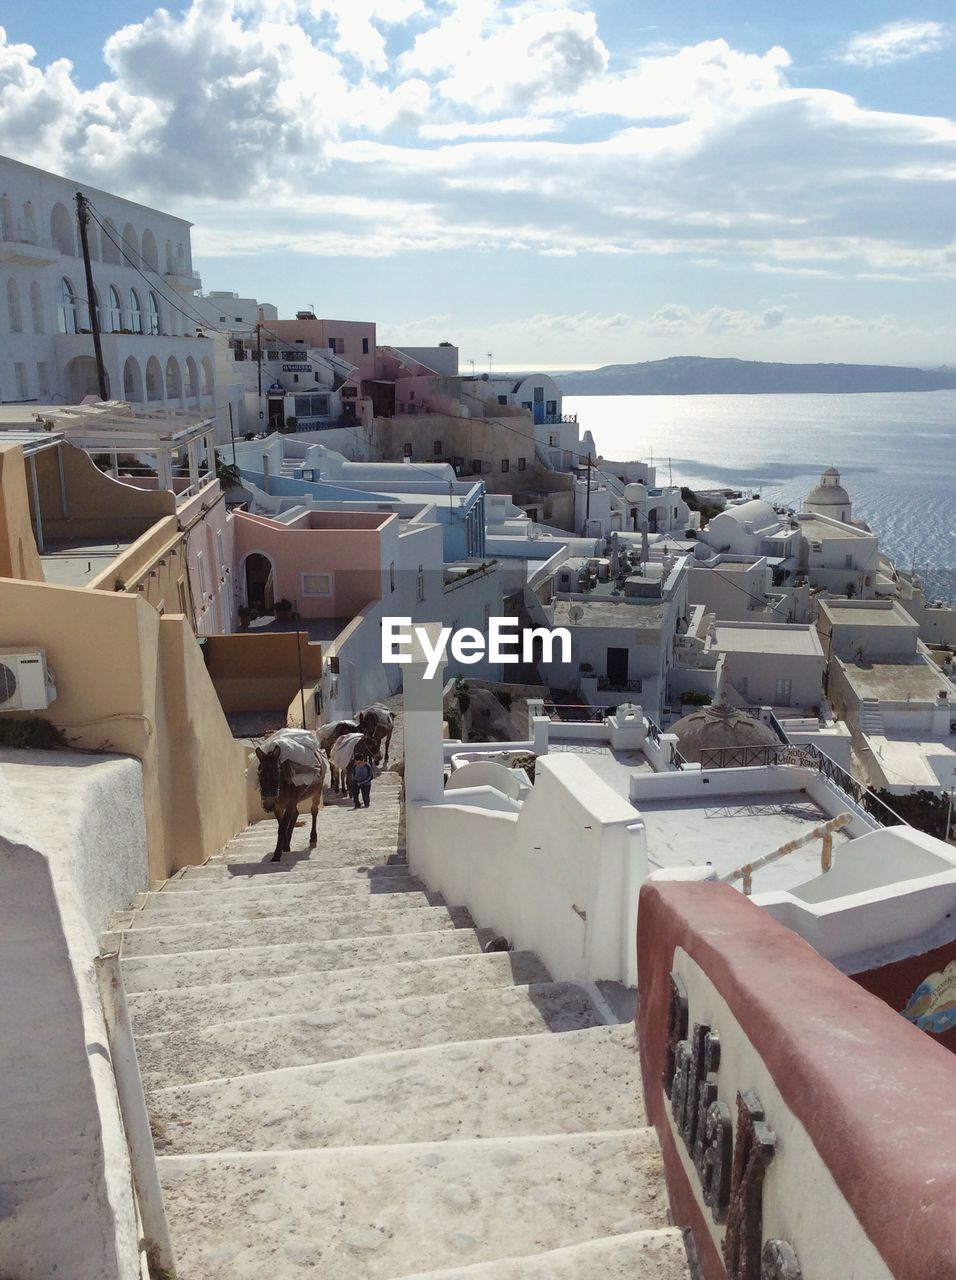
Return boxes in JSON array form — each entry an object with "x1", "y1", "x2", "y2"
[
  {"x1": 123, "y1": 356, "x2": 144, "y2": 402},
  {"x1": 101, "y1": 219, "x2": 122, "y2": 265},
  {"x1": 185, "y1": 356, "x2": 199, "y2": 398},
  {"x1": 30, "y1": 281, "x2": 44, "y2": 333},
  {"x1": 57, "y1": 276, "x2": 79, "y2": 333},
  {"x1": 7, "y1": 278, "x2": 22, "y2": 332},
  {"x1": 145, "y1": 356, "x2": 162, "y2": 401},
  {"x1": 106, "y1": 285, "x2": 123, "y2": 332},
  {"x1": 50, "y1": 202, "x2": 75, "y2": 255},
  {"x1": 122, "y1": 223, "x2": 139, "y2": 269},
  {"x1": 165, "y1": 240, "x2": 174, "y2": 273},
  {"x1": 129, "y1": 288, "x2": 144, "y2": 334},
  {"x1": 0, "y1": 197, "x2": 12, "y2": 240},
  {"x1": 165, "y1": 356, "x2": 182, "y2": 400},
  {"x1": 201, "y1": 356, "x2": 214, "y2": 395},
  {"x1": 87, "y1": 223, "x2": 100, "y2": 261},
  {"x1": 141, "y1": 228, "x2": 159, "y2": 272},
  {"x1": 147, "y1": 290, "x2": 162, "y2": 335},
  {"x1": 91, "y1": 286, "x2": 102, "y2": 332}
]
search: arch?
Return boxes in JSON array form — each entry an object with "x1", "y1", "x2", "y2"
[
  {"x1": 20, "y1": 201, "x2": 37, "y2": 244},
  {"x1": 30, "y1": 281, "x2": 44, "y2": 333},
  {"x1": 129, "y1": 288, "x2": 144, "y2": 334},
  {"x1": 147, "y1": 289, "x2": 162, "y2": 335},
  {"x1": 145, "y1": 355, "x2": 163, "y2": 401},
  {"x1": 141, "y1": 228, "x2": 159, "y2": 272},
  {"x1": 122, "y1": 223, "x2": 140, "y2": 269},
  {"x1": 165, "y1": 356, "x2": 183, "y2": 401},
  {"x1": 201, "y1": 356, "x2": 214, "y2": 395},
  {"x1": 185, "y1": 356, "x2": 199, "y2": 398},
  {"x1": 7, "y1": 277, "x2": 22, "y2": 332},
  {"x1": 176, "y1": 242, "x2": 186, "y2": 274},
  {"x1": 87, "y1": 221, "x2": 100, "y2": 261},
  {"x1": 165, "y1": 239, "x2": 174, "y2": 273},
  {"x1": 50, "y1": 202, "x2": 75, "y2": 255},
  {"x1": 101, "y1": 218, "x2": 122, "y2": 265},
  {"x1": 123, "y1": 356, "x2": 144, "y2": 402},
  {"x1": 0, "y1": 196, "x2": 12, "y2": 240},
  {"x1": 91, "y1": 285, "x2": 102, "y2": 332},
  {"x1": 241, "y1": 551, "x2": 276, "y2": 611},
  {"x1": 56, "y1": 276, "x2": 80, "y2": 333},
  {"x1": 106, "y1": 284, "x2": 123, "y2": 332},
  {"x1": 64, "y1": 355, "x2": 107, "y2": 402}
]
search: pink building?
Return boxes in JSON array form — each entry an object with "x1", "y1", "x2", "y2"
[{"x1": 233, "y1": 508, "x2": 394, "y2": 621}]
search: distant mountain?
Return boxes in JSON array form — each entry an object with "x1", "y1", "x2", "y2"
[{"x1": 555, "y1": 356, "x2": 956, "y2": 395}]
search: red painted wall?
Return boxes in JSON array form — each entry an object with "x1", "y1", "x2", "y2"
[
  {"x1": 851, "y1": 938, "x2": 956, "y2": 1054},
  {"x1": 637, "y1": 880, "x2": 956, "y2": 1280}
]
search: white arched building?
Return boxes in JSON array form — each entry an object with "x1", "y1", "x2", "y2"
[{"x1": 0, "y1": 155, "x2": 215, "y2": 420}]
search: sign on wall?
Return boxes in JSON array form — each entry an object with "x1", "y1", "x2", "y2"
[{"x1": 282, "y1": 363, "x2": 312, "y2": 373}]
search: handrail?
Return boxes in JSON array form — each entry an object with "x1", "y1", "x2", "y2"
[{"x1": 720, "y1": 812, "x2": 852, "y2": 895}]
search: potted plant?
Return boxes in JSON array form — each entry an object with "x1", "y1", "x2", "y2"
[
  {"x1": 274, "y1": 598, "x2": 293, "y2": 620},
  {"x1": 238, "y1": 605, "x2": 253, "y2": 629}
]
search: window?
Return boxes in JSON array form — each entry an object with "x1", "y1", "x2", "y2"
[
  {"x1": 518, "y1": 457, "x2": 526, "y2": 471},
  {"x1": 389, "y1": 562, "x2": 395, "y2": 593},
  {"x1": 546, "y1": 399, "x2": 557, "y2": 415},
  {"x1": 216, "y1": 530, "x2": 225, "y2": 571},
  {"x1": 106, "y1": 285, "x2": 123, "y2": 333},
  {"x1": 501, "y1": 459, "x2": 509, "y2": 473},
  {"x1": 14, "y1": 363, "x2": 28, "y2": 399},
  {"x1": 56, "y1": 276, "x2": 79, "y2": 333},
  {"x1": 293, "y1": 374, "x2": 299, "y2": 383},
  {"x1": 497, "y1": 395, "x2": 507, "y2": 406},
  {"x1": 196, "y1": 551, "x2": 208, "y2": 599},
  {"x1": 844, "y1": 553, "x2": 853, "y2": 569},
  {"x1": 129, "y1": 289, "x2": 144, "y2": 334},
  {"x1": 362, "y1": 337, "x2": 369, "y2": 354},
  {"x1": 774, "y1": 677, "x2": 792, "y2": 706},
  {"x1": 177, "y1": 579, "x2": 188, "y2": 614},
  {"x1": 30, "y1": 281, "x2": 44, "y2": 333},
  {"x1": 472, "y1": 459, "x2": 482, "y2": 474},
  {"x1": 328, "y1": 337, "x2": 342, "y2": 353},
  {"x1": 416, "y1": 564, "x2": 425, "y2": 602},
  {"x1": 219, "y1": 315, "x2": 226, "y2": 322},
  {"x1": 36, "y1": 362, "x2": 49, "y2": 395},
  {"x1": 433, "y1": 439, "x2": 442, "y2": 455},
  {"x1": 409, "y1": 389, "x2": 415, "y2": 401},
  {"x1": 303, "y1": 572, "x2": 332, "y2": 596},
  {"x1": 403, "y1": 442, "x2": 412, "y2": 458},
  {"x1": 7, "y1": 278, "x2": 22, "y2": 332},
  {"x1": 147, "y1": 290, "x2": 162, "y2": 335},
  {"x1": 294, "y1": 393, "x2": 331, "y2": 418}
]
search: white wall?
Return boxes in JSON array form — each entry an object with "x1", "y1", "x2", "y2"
[
  {"x1": 409, "y1": 753, "x2": 647, "y2": 986},
  {"x1": 0, "y1": 748, "x2": 149, "y2": 1280}
]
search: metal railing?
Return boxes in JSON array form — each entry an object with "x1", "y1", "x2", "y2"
[
  {"x1": 596, "y1": 677, "x2": 644, "y2": 693},
  {"x1": 542, "y1": 702, "x2": 607, "y2": 723}
]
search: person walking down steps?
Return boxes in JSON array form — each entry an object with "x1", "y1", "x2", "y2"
[{"x1": 351, "y1": 751, "x2": 373, "y2": 810}]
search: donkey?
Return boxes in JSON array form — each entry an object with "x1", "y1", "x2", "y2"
[
  {"x1": 316, "y1": 719, "x2": 360, "y2": 793},
  {"x1": 328, "y1": 730, "x2": 380, "y2": 797},
  {"x1": 357, "y1": 703, "x2": 395, "y2": 767},
  {"x1": 255, "y1": 743, "x2": 328, "y2": 861}
]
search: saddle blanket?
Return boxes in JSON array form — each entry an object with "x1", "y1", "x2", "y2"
[{"x1": 262, "y1": 728, "x2": 324, "y2": 786}]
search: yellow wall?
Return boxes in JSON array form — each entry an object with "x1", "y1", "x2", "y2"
[
  {"x1": 0, "y1": 445, "x2": 45, "y2": 582},
  {"x1": 86, "y1": 514, "x2": 187, "y2": 608},
  {"x1": 32, "y1": 443, "x2": 175, "y2": 542},
  {"x1": 206, "y1": 631, "x2": 324, "y2": 713},
  {"x1": 0, "y1": 579, "x2": 247, "y2": 879}
]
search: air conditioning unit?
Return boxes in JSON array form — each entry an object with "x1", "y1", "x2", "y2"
[{"x1": 0, "y1": 648, "x2": 57, "y2": 711}]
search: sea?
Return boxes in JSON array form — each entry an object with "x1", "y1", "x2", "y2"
[{"x1": 563, "y1": 391, "x2": 956, "y2": 604}]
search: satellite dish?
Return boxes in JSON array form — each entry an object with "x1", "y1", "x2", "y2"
[
  {"x1": 624, "y1": 482, "x2": 647, "y2": 502},
  {"x1": 569, "y1": 605, "x2": 584, "y2": 622}
]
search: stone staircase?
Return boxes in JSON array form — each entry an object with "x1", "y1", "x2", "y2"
[
  {"x1": 110, "y1": 775, "x2": 688, "y2": 1279},
  {"x1": 858, "y1": 698, "x2": 886, "y2": 736}
]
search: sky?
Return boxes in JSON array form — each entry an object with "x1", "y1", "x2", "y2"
[{"x1": 0, "y1": 0, "x2": 953, "y2": 368}]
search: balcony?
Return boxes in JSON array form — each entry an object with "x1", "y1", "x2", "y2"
[
  {"x1": 596, "y1": 677, "x2": 644, "y2": 693},
  {"x1": 0, "y1": 237, "x2": 59, "y2": 268},
  {"x1": 164, "y1": 268, "x2": 203, "y2": 292},
  {"x1": 540, "y1": 413, "x2": 577, "y2": 426}
]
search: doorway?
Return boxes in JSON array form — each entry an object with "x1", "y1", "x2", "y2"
[
  {"x1": 243, "y1": 553, "x2": 275, "y2": 611},
  {"x1": 606, "y1": 647, "x2": 629, "y2": 687}
]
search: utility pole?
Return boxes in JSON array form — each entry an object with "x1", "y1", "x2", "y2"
[
  {"x1": 256, "y1": 320, "x2": 264, "y2": 425},
  {"x1": 75, "y1": 191, "x2": 108, "y2": 401},
  {"x1": 585, "y1": 453, "x2": 592, "y2": 526}
]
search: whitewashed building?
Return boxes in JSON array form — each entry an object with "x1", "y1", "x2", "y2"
[{"x1": 0, "y1": 155, "x2": 217, "y2": 422}]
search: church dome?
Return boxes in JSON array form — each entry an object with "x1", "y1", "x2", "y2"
[
  {"x1": 670, "y1": 701, "x2": 779, "y2": 763},
  {"x1": 803, "y1": 466, "x2": 851, "y2": 514}
]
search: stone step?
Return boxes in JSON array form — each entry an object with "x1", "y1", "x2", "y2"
[
  {"x1": 157, "y1": 1129, "x2": 668, "y2": 1280},
  {"x1": 159, "y1": 863, "x2": 415, "y2": 891},
  {"x1": 136, "y1": 982, "x2": 602, "y2": 1088},
  {"x1": 115, "y1": 903, "x2": 472, "y2": 958},
  {"x1": 211, "y1": 845, "x2": 407, "y2": 871},
  {"x1": 393, "y1": 1230, "x2": 689, "y2": 1280},
  {"x1": 148, "y1": 1025, "x2": 642, "y2": 1155},
  {"x1": 130, "y1": 950, "x2": 551, "y2": 1038},
  {"x1": 122, "y1": 928, "x2": 488, "y2": 993},
  {"x1": 132, "y1": 886, "x2": 439, "y2": 923}
]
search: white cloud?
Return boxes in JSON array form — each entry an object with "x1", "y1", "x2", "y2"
[{"x1": 835, "y1": 20, "x2": 954, "y2": 68}]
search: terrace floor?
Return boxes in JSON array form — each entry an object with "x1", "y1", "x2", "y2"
[{"x1": 40, "y1": 538, "x2": 132, "y2": 586}]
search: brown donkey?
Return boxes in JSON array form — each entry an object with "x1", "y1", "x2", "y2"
[{"x1": 255, "y1": 744, "x2": 328, "y2": 861}]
